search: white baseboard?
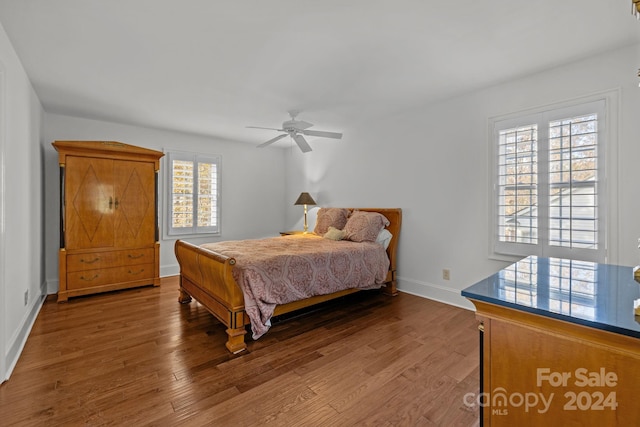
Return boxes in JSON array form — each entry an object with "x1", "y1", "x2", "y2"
[
  {"x1": 5, "y1": 284, "x2": 46, "y2": 380},
  {"x1": 397, "y1": 276, "x2": 476, "y2": 311},
  {"x1": 161, "y1": 263, "x2": 180, "y2": 278},
  {"x1": 47, "y1": 278, "x2": 58, "y2": 295}
]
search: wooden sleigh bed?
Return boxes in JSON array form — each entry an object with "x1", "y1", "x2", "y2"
[{"x1": 174, "y1": 208, "x2": 401, "y2": 354}]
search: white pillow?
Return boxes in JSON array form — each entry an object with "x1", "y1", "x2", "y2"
[{"x1": 376, "y1": 229, "x2": 393, "y2": 249}]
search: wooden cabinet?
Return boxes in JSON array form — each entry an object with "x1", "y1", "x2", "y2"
[
  {"x1": 471, "y1": 302, "x2": 640, "y2": 426},
  {"x1": 53, "y1": 141, "x2": 164, "y2": 302},
  {"x1": 463, "y1": 256, "x2": 640, "y2": 426}
]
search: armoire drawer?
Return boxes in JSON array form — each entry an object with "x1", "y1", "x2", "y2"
[
  {"x1": 66, "y1": 248, "x2": 155, "y2": 272},
  {"x1": 66, "y1": 263, "x2": 155, "y2": 290}
]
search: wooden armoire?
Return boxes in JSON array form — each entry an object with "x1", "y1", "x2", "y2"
[{"x1": 53, "y1": 141, "x2": 164, "y2": 302}]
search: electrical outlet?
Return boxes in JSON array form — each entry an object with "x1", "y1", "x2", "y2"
[
  {"x1": 24, "y1": 290, "x2": 28, "y2": 306},
  {"x1": 443, "y1": 269, "x2": 450, "y2": 280}
]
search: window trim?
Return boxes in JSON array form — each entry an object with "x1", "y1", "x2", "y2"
[
  {"x1": 488, "y1": 91, "x2": 619, "y2": 264},
  {"x1": 165, "y1": 150, "x2": 221, "y2": 238}
]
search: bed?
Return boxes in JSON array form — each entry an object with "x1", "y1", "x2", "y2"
[{"x1": 174, "y1": 208, "x2": 401, "y2": 353}]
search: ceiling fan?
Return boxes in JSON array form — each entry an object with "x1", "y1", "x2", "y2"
[{"x1": 247, "y1": 111, "x2": 343, "y2": 153}]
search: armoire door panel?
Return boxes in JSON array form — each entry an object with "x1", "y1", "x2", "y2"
[
  {"x1": 113, "y1": 160, "x2": 156, "y2": 247},
  {"x1": 65, "y1": 156, "x2": 115, "y2": 249}
]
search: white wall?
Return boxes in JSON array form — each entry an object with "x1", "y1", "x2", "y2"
[
  {"x1": 0, "y1": 21, "x2": 45, "y2": 381},
  {"x1": 286, "y1": 43, "x2": 640, "y2": 309},
  {"x1": 3, "y1": 26, "x2": 638, "y2": 382},
  {"x1": 43, "y1": 113, "x2": 290, "y2": 290}
]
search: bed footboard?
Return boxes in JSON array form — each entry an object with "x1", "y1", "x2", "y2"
[
  {"x1": 174, "y1": 240, "x2": 249, "y2": 353},
  {"x1": 174, "y1": 207, "x2": 401, "y2": 354}
]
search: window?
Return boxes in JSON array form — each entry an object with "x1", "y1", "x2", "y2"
[
  {"x1": 167, "y1": 151, "x2": 220, "y2": 236},
  {"x1": 492, "y1": 99, "x2": 607, "y2": 263}
]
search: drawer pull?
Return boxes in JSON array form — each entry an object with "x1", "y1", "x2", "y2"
[
  {"x1": 128, "y1": 269, "x2": 145, "y2": 275},
  {"x1": 80, "y1": 257, "x2": 100, "y2": 264},
  {"x1": 128, "y1": 253, "x2": 145, "y2": 260},
  {"x1": 80, "y1": 274, "x2": 99, "y2": 281}
]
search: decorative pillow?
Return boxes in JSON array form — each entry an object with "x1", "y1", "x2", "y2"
[
  {"x1": 323, "y1": 226, "x2": 346, "y2": 241},
  {"x1": 343, "y1": 211, "x2": 390, "y2": 243},
  {"x1": 313, "y1": 208, "x2": 350, "y2": 235}
]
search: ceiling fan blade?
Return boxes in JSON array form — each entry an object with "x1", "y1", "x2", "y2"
[
  {"x1": 247, "y1": 126, "x2": 284, "y2": 131},
  {"x1": 301, "y1": 129, "x2": 343, "y2": 139},
  {"x1": 257, "y1": 133, "x2": 288, "y2": 148},
  {"x1": 293, "y1": 134, "x2": 312, "y2": 153}
]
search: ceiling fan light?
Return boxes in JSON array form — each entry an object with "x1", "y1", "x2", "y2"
[{"x1": 248, "y1": 112, "x2": 342, "y2": 153}]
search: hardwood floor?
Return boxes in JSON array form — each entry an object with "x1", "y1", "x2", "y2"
[{"x1": 0, "y1": 276, "x2": 480, "y2": 426}]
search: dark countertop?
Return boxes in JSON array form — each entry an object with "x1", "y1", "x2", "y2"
[{"x1": 461, "y1": 256, "x2": 640, "y2": 339}]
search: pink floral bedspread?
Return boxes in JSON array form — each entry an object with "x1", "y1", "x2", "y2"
[{"x1": 201, "y1": 234, "x2": 390, "y2": 339}]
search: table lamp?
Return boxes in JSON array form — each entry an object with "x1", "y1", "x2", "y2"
[{"x1": 294, "y1": 192, "x2": 316, "y2": 233}]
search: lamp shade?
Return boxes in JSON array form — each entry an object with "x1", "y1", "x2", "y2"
[{"x1": 294, "y1": 192, "x2": 316, "y2": 205}]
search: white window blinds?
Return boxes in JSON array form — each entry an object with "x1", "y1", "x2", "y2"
[
  {"x1": 493, "y1": 100, "x2": 606, "y2": 262},
  {"x1": 497, "y1": 123, "x2": 538, "y2": 245},
  {"x1": 548, "y1": 113, "x2": 598, "y2": 249},
  {"x1": 167, "y1": 151, "x2": 220, "y2": 236}
]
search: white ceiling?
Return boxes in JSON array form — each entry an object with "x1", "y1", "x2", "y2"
[{"x1": 0, "y1": 0, "x2": 639, "y2": 146}]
